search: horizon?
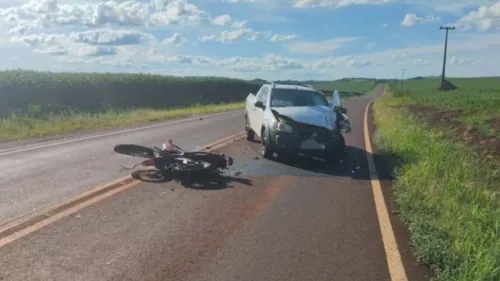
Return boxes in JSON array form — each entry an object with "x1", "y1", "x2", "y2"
[{"x1": 1, "y1": 68, "x2": 499, "y2": 82}]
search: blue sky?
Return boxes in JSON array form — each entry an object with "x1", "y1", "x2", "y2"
[{"x1": 0, "y1": 0, "x2": 499, "y2": 80}]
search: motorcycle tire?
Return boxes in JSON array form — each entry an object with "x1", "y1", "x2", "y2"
[{"x1": 114, "y1": 144, "x2": 155, "y2": 158}]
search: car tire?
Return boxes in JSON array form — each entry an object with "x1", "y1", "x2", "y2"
[
  {"x1": 277, "y1": 152, "x2": 294, "y2": 164},
  {"x1": 261, "y1": 127, "x2": 273, "y2": 159},
  {"x1": 326, "y1": 134, "x2": 346, "y2": 165},
  {"x1": 245, "y1": 114, "x2": 255, "y2": 141}
]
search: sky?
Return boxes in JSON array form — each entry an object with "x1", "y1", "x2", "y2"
[{"x1": 0, "y1": 0, "x2": 499, "y2": 80}]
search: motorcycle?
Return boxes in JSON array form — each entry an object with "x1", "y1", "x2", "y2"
[{"x1": 113, "y1": 140, "x2": 234, "y2": 176}]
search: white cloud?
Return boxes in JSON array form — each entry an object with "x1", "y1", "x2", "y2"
[
  {"x1": 227, "y1": 0, "x2": 256, "y2": 3},
  {"x1": 401, "y1": 13, "x2": 440, "y2": 26},
  {"x1": 292, "y1": 0, "x2": 394, "y2": 9},
  {"x1": 456, "y1": 1, "x2": 500, "y2": 32},
  {"x1": 290, "y1": 0, "x2": 492, "y2": 13},
  {"x1": 69, "y1": 29, "x2": 156, "y2": 46},
  {"x1": 270, "y1": 33, "x2": 299, "y2": 42},
  {"x1": 0, "y1": 0, "x2": 243, "y2": 34},
  {"x1": 10, "y1": 29, "x2": 157, "y2": 46},
  {"x1": 449, "y1": 56, "x2": 472, "y2": 65},
  {"x1": 199, "y1": 28, "x2": 260, "y2": 43},
  {"x1": 162, "y1": 32, "x2": 187, "y2": 46},
  {"x1": 347, "y1": 57, "x2": 371, "y2": 67},
  {"x1": 404, "y1": 0, "x2": 492, "y2": 14},
  {"x1": 286, "y1": 37, "x2": 359, "y2": 54},
  {"x1": 413, "y1": 58, "x2": 430, "y2": 65},
  {"x1": 146, "y1": 53, "x2": 304, "y2": 72},
  {"x1": 34, "y1": 44, "x2": 118, "y2": 57},
  {"x1": 392, "y1": 51, "x2": 408, "y2": 59}
]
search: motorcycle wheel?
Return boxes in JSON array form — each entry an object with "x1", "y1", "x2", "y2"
[{"x1": 114, "y1": 144, "x2": 155, "y2": 158}]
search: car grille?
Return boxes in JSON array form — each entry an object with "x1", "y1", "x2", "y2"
[{"x1": 295, "y1": 123, "x2": 332, "y2": 139}]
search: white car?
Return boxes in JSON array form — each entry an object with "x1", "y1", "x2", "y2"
[{"x1": 244, "y1": 81, "x2": 351, "y2": 163}]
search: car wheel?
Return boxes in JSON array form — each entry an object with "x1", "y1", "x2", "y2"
[
  {"x1": 326, "y1": 134, "x2": 346, "y2": 165},
  {"x1": 245, "y1": 114, "x2": 255, "y2": 141},
  {"x1": 277, "y1": 152, "x2": 294, "y2": 164},
  {"x1": 261, "y1": 128, "x2": 273, "y2": 159}
]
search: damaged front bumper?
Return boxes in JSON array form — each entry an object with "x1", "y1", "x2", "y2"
[{"x1": 269, "y1": 126, "x2": 342, "y2": 159}]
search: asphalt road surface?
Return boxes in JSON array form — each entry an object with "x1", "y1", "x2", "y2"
[
  {"x1": 0, "y1": 110, "x2": 243, "y2": 224},
  {"x1": 0, "y1": 86, "x2": 430, "y2": 281}
]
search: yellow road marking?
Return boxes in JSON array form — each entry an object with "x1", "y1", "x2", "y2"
[
  {"x1": 0, "y1": 132, "x2": 245, "y2": 249},
  {"x1": 0, "y1": 181, "x2": 138, "y2": 247},
  {"x1": 364, "y1": 101, "x2": 408, "y2": 281}
]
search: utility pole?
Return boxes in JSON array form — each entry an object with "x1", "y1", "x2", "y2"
[
  {"x1": 439, "y1": 25, "x2": 455, "y2": 85},
  {"x1": 400, "y1": 69, "x2": 406, "y2": 88}
]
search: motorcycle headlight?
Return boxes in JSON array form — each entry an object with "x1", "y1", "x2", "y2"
[{"x1": 275, "y1": 121, "x2": 293, "y2": 133}]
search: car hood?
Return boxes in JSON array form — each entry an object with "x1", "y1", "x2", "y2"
[{"x1": 271, "y1": 106, "x2": 336, "y2": 130}]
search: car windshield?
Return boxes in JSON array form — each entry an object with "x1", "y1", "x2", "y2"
[{"x1": 270, "y1": 88, "x2": 329, "y2": 107}]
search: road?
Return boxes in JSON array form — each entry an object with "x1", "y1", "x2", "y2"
[
  {"x1": 0, "y1": 85, "x2": 430, "y2": 281},
  {"x1": 0, "y1": 110, "x2": 243, "y2": 224}
]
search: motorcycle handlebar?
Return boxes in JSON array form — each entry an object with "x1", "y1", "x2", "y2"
[{"x1": 153, "y1": 145, "x2": 184, "y2": 156}]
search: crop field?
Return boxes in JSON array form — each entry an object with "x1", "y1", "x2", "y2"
[
  {"x1": 0, "y1": 70, "x2": 259, "y2": 141},
  {"x1": 0, "y1": 70, "x2": 376, "y2": 142},
  {"x1": 0, "y1": 70, "x2": 260, "y2": 117},
  {"x1": 393, "y1": 77, "x2": 500, "y2": 137},
  {"x1": 373, "y1": 77, "x2": 500, "y2": 281}
]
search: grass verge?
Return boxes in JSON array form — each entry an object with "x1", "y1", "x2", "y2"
[
  {"x1": 0, "y1": 102, "x2": 243, "y2": 142},
  {"x1": 372, "y1": 85, "x2": 500, "y2": 281}
]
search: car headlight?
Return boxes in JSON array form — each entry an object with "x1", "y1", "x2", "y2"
[{"x1": 275, "y1": 121, "x2": 293, "y2": 133}]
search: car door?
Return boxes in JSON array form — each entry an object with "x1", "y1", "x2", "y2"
[
  {"x1": 252, "y1": 86, "x2": 269, "y2": 136},
  {"x1": 330, "y1": 89, "x2": 343, "y2": 109},
  {"x1": 248, "y1": 86, "x2": 265, "y2": 135}
]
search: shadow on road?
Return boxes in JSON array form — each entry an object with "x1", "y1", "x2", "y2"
[
  {"x1": 272, "y1": 145, "x2": 394, "y2": 181},
  {"x1": 131, "y1": 169, "x2": 253, "y2": 190},
  {"x1": 175, "y1": 172, "x2": 253, "y2": 190}
]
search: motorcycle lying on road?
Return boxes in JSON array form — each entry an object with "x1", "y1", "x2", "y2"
[{"x1": 113, "y1": 140, "x2": 234, "y2": 177}]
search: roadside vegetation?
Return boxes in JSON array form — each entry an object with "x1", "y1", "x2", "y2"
[
  {"x1": 0, "y1": 70, "x2": 375, "y2": 142},
  {"x1": 0, "y1": 70, "x2": 256, "y2": 142},
  {"x1": 0, "y1": 102, "x2": 243, "y2": 142},
  {"x1": 373, "y1": 77, "x2": 500, "y2": 281}
]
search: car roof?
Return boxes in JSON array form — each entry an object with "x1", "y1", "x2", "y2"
[{"x1": 266, "y1": 83, "x2": 317, "y2": 92}]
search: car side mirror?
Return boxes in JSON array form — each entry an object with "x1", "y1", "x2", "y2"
[
  {"x1": 254, "y1": 101, "x2": 265, "y2": 109},
  {"x1": 338, "y1": 107, "x2": 347, "y2": 114}
]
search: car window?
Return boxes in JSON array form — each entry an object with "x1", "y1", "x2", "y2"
[
  {"x1": 254, "y1": 86, "x2": 265, "y2": 101},
  {"x1": 259, "y1": 87, "x2": 269, "y2": 104},
  {"x1": 270, "y1": 89, "x2": 328, "y2": 107}
]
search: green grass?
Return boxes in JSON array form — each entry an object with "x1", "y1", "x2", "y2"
[
  {"x1": 0, "y1": 102, "x2": 243, "y2": 142},
  {"x1": 391, "y1": 77, "x2": 500, "y2": 136},
  {"x1": 373, "y1": 84, "x2": 500, "y2": 281}
]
